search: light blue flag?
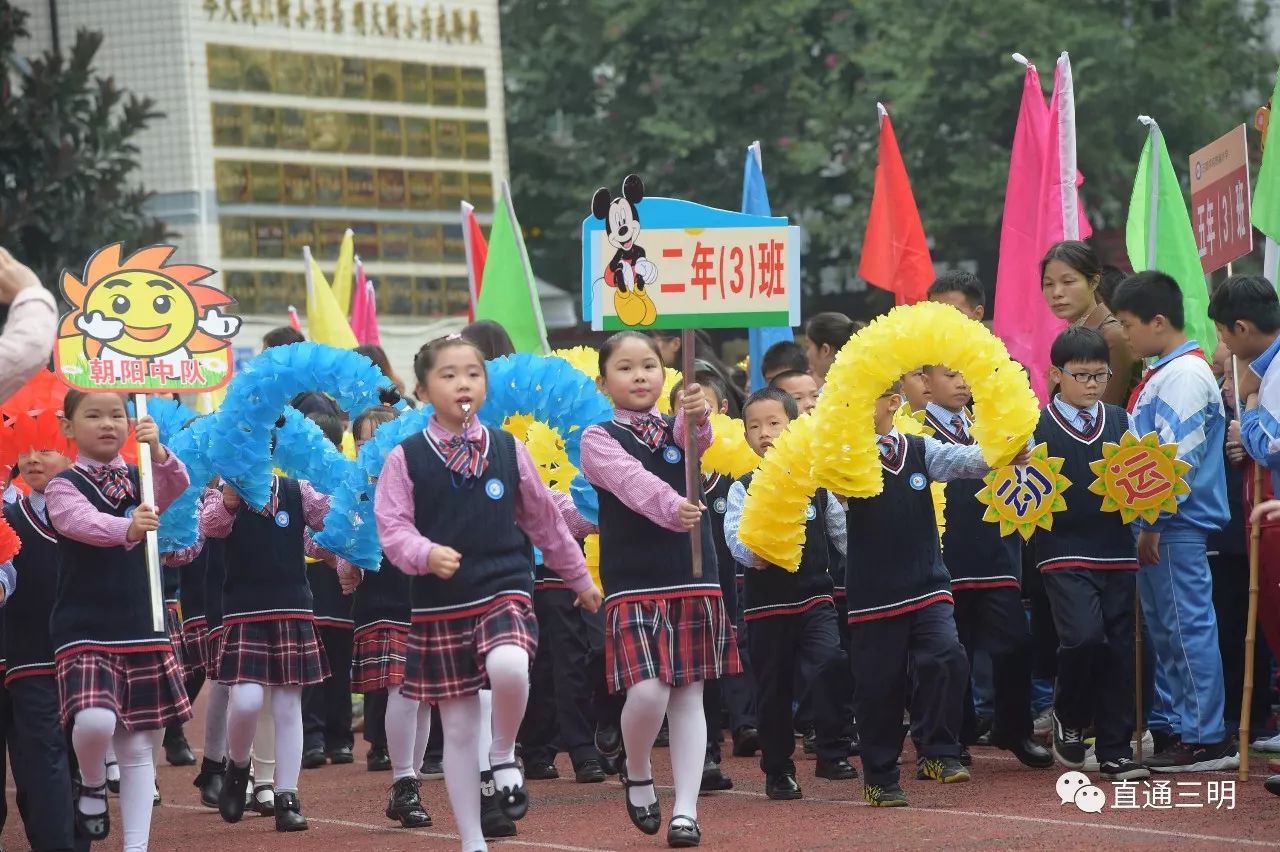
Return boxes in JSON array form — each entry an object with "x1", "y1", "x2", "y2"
[{"x1": 743, "y1": 143, "x2": 794, "y2": 391}]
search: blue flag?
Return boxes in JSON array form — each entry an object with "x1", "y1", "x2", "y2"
[{"x1": 743, "y1": 145, "x2": 794, "y2": 391}]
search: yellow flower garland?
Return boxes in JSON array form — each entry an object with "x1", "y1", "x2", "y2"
[
  {"x1": 812, "y1": 302, "x2": 1039, "y2": 497},
  {"x1": 702, "y1": 412, "x2": 757, "y2": 479},
  {"x1": 738, "y1": 411, "x2": 818, "y2": 570}
]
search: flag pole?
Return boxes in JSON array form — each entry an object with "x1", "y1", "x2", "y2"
[
  {"x1": 134, "y1": 394, "x2": 165, "y2": 633},
  {"x1": 682, "y1": 329, "x2": 702, "y2": 579},
  {"x1": 461, "y1": 200, "x2": 480, "y2": 323},
  {"x1": 502, "y1": 182, "x2": 550, "y2": 355}
]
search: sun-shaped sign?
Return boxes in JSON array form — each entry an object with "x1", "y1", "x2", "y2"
[
  {"x1": 975, "y1": 443, "x2": 1071, "y2": 540},
  {"x1": 1088, "y1": 431, "x2": 1191, "y2": 524}
]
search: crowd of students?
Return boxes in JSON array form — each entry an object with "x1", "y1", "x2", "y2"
[{"x1": 0, "y1": 239, "x2": 1276, "y2": 852}]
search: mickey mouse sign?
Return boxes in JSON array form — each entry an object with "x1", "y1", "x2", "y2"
[
  {"x1": 55, "y1": 243, "x2": 242, "y2": 393},
  {"x1": 581, "y1": 175, "x2": 800, "y2": 332}
]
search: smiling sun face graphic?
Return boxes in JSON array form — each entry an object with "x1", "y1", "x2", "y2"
[{"x1": 58, "y1": 243, "x2": 234, "y2": 360}]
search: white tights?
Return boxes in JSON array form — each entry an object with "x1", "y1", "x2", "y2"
[
  {"x1": 438, "y1": 645, "x2": 530, "y2": 852},
  {"x1": 621, "y1": 678, "x2": 705, "y2": 824},
  {"x1": 73, "y1": 708, "x2": 157, "y2": 851},
  {"x1": 226, "y1": 683, "x2": 301, "y2": 793},
  {"x1": 386, "y1": 684, "x2": 431, "y2": 781}
]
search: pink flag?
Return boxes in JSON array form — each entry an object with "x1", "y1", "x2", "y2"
[
  {"x1": 992, "y1": 52, "x2": 1089, "y2": 403},
  {"x1": 287, "y1": 304, "x2": 302, "y2": 332},
  {"x1": 349, "y1": 257, "x2": 381, "y2": 346}
]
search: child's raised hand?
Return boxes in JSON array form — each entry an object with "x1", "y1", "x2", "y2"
[
  {"x1": 134, "y1": 416, "x2": 169, "y2": 463},
  {"x1": 427, "y1": 545, "x2": 462, "y2": 579},
  {"x1": 127, "y1": 504, "x2": 160, "y2": 542},
  {"x1": 574, "y1": 586, "x2": 603, "y2": 614},
  {"x1": 677, "y1": 500, "x2": 704, "y2": 531},
  {"x1": 336, "y1": 561, "x2": 362, "y2": 595},
  {"x1": 679, "y1": 383, "x2": 708, "y2": 426},
  {"x1": 221, "y1": 485, "x2": 241, "y2": 512}
]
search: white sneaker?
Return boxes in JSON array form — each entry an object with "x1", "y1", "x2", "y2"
[
  {"x1": 1083, "y1": 730, "x2": 1155, "y2": 771},
  {"x1": 1032, "y1": 708, "x2": 1053, "y2": 741},
  {"x1": 1251, "y1": 733, "x2": 1280, "y2": 753}
]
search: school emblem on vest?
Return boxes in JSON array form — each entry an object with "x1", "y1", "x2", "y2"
[
  {"x1": 485, "y1": 478, "x2": 505, "y2": 500},
  {"x1": 805, "y1": 503, "x2": 818, "y2": 521},
  {"x1": 274, "y1": 510, "x2": 290, "y2": 528},
  {"x1": 124, "y1": 506, "x2": 136, "y2": 518},
  {"x1": 908, "y1": 473, "x2": 928, "y2": 491},
  {"x1": 662, "y1": 446, "x2": 682, "y2": 464},
  {"x1": 712, "y1": 497, "x2": 727, "y2": 514}
]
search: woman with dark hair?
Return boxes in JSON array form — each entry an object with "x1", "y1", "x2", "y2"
[
  {"x1": 1040, "y1": 241, "x2": 1139, "y2": 406},
  {"x1": 803, "y1": 312, "x2": 858, "y2": 389},
  {"x1": 649, "y1": 330, "x2": 744, "y2": 415},
  {"x1": 461, "y1": 320, "x2": 516, "y2": 360}
]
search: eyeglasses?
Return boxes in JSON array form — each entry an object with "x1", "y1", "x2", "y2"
[{"x1": 1065, "y1": 369, "x2": 1112, "y2": 385}]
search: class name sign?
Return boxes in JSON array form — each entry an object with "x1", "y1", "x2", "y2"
[{"x1": 580, "y1": 176, "x2": 801, "y2": 332}]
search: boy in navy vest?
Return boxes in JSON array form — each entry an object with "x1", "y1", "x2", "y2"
[
  {"x1": 1033, "y1": 326, "x2": 1148, "y2": 780},
  {"x1": 724, "y1": 388, "x2": 855, "y2": 800},
  {"x1": 845, "y1": 380, "x2": 1031, "y2": 806}
]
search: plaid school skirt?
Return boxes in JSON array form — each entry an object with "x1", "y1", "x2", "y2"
[
  {"x1": 350, "y1": 623, "x2": 409, "y2": 693},
  {"x1": 605, "y1": 594, "x2": 742, "y2": 694},
  {"x1": 403, "y1": 596, "x2": 538, "y2": 703},
  {"x1": 164, "y1": 603, "x2": 184, "y2": 668},
  {"x1": 57, "y1": 649, "x2": 192, "y2": 731},
  {"x1": 216, "y1": 617, "x2": 330, "y2": 687},
  {"x1": 180, "y1": 617, "x2": 210, "y2": 676}
]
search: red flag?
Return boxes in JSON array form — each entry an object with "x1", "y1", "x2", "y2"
[
  {"x1": 858, "y1": 104, "x2": 934, "y2": 305},
  {"x1": 462, "y1": 201, "x2": 489, "y2": 321},
  {"x1": 287, "y1": 304, "x2": 302, "y2": 332}
]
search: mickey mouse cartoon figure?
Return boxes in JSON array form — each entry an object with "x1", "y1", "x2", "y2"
[{"x1": 591, "y1": 174, "x2": 659, "y2": 327}]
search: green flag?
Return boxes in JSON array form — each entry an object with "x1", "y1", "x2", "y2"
[
  {"x1": 1254, "y1": 66, "x2": 1280, "y2": 242},
  {"x1": 1125, "y1": 117, "x2": 1216, "y2": 357},
  {"x1": 475, "y1": 182, "x2": 549, "y2": 354}
]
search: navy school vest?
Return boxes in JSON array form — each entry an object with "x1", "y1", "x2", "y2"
[
  {"x1": 736, "y1": 471, "x2": 834, "y2": 620},
  {"x1": 162, "y1": 556, "x2": 180, "y2": 605},
  {"x1": 594, "y1": 419, "x2": 720, "y2": 605},
  {"x1": 203, "y1": 538, "x2": 226, "y2": 630},
  {"x1": 222, "y1": 477, "x2": 312, "y2": 623},
  {"x1": 351, "y1": 557, "x2": 412, "y2": 633},
  {"x1": 1033, "y1": 403, "x2": 1137, "y2": 571},
  {"x1": 178, "y1": 545, "x2": 207, "y2": 624},
  {"x1": 309, "y1": 558, "x2": 354, "y2": 628},
  {"x1": 843, "y1": 434, "x2": 953, "y2": 623},
  {"x1": 923, "y1": 409, "x2": 1022, "y2": 591},
  {"x1": 402, "y1": 426, "x2": 532, "y2": 618},
  {"x1": 4, "y1": 498, "x2": 60, "y2": 681},
  {"x1": 704, "y1": 473, "x2": 739, "y2": 615},
  {"x1": 50, "y1": 466, "x2": 171, "y2": 657}
]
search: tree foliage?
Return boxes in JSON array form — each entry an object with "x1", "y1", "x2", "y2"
[
  {"x1": 0, "y1": 0, "x2": 168, "y2": 292},
  {"x1": 501, "y1": 0, "x2": 1274, "y2": 318}
]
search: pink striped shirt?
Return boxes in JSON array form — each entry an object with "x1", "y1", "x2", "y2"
[
  {"x1": 46, "y1": 450, "x2": 190, "y2": 549},
  {"x1": 578, "y1": 406, "x2": 713, "y2": 532}
]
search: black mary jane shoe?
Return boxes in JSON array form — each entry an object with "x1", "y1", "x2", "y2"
[
  {"x1": 75, "y1": 781, "x2": 111, "y2": 840},
  {"x1": 489, "y1": 761, "x2": 529, "y2": 820},
  {"x1": 249, "y1": 783, "x2": 276, "y2": 816},
  {"x1": 274, "y1": 791, "x2": 309, "y2": 832},
  {"x1": 218, "y1": 760, "x2": 252, "y2": 824},
  {"x1": 666, "y1": 815, "x2": 701, "y2": 848},
  {"x1": 620, "y1": 771, "x2": 661, "y2": 836},
  {"x1": 480, "y1": 770, "x2": 518, "y2": 838}
]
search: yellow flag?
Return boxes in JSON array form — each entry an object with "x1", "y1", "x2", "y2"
[
  {"x1": 304, "y1": 246, "x2": 358, "y2": 349},
  {"x1": 330, "y1": 229, "x2": 356, "y2": 314}
]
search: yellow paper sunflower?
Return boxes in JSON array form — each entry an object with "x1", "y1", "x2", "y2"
[
  {"x1": 812, "y1": 302, "x2": 1040, "y2": 498},
  {"x1": 737, "y1": 412, "x2": 819, "y2": 571},
  {"x1": 656, "y1": 367, "x2": 683, "y2": 415},
  {"x1": 976, "y1": 442, "x2": 1071, "y2": 539},
  {"x1": 1087, "y1": 431, "x2": 1191, "y2": 524},
  {"x1": 702, "y1": 412, "x2": 757, "y2": 479},
  {"x1": 552, "y1": 346, "x2": 600, "y2": 381}
]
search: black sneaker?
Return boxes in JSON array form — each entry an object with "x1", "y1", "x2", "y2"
[
  {"x1": 574, "y1": 759, "x2": 607, "y2": 784},
  {"x1": 916, "y1": 756, "x2": 970, "y2": 783},
  {"x1": 1051, "y1": 711, "x2": 1086, "y2": 769},
  {"x1": 366, "y1": 745, "x2": 391, "y2": 772},
  {"x1": 301, "y1": 749, "x2": 327, "y2": 770},
  {"x1": 731, "y1": 726, "x2": 760, "y2": 757},
  {"x1": 801, "y1": 729, "x2": 816, "y2": 757},
  {"x1": 863, "y1": 782, "x2": 908, "y2": 807},
  {"x1": 1099, "y1": 758, "x2": 1151, "y2": 781},
  {"x1": 700, "y1": 756, "x2": 733, "y2": 792},
  {"x1": 420, "y1": 755, "x2": 444, "y2": 780},
  {"x1": 1148, "y1": 739, "x2": 1240, "y2": 773},
  {"x1": 815, "y1": 758, "x2": 857, "y2": 780},
  {"x1": 764, "y1": 772, "x2": 802, "y2": 800},
  {"x1": 327, "y1": 745, "x2": 355, "y2": 765},
  {"x1": 524, "y1": 760, "x2": 560, "y2": 781}
]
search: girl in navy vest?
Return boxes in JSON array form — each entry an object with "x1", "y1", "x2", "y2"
[
  {"x1": 579, "y1": 331, "x2": 740, "y2": 849},
  {"x1": 376, "y1": 335, "x2": 599, "y2": 852},
  {"x1": 45, "y1": 390, "x2": 192, "y2": 848},
  {"x1": 352, "y1": 405, "x2": 433, "y2": 829},
  {"x1": 199, "y1": 461, "x2": 357, "y2": 832},
  {"x1": 3, "y1": 417, "x2": 86, "y2": 852}
]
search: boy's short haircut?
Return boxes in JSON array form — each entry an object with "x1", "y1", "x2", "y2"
[
  {"x1": 768, "y1": 370, "x2": 812, "y2": 389},
  {"x1": 306, "y1": 412, "x2": 345, "y2": 449},
  {"x1": 1208, "y1": 275, "x2": 1280, "y2": 334},
  {"x1": 1050, "y1": 326, "x2": 1110, "y2": 369},
  {"x1": 761, "y1": 340, "x2": 809, "y2": 377},
  {"x1": 928, "y1": 269, "x2": 986, "y2": 309},
  {"x1": 884, "y1": 379, "x2": 904, "y2": 395},
  {"x1": 743, "y1": 387, "x2": 799, "y2": 421},
  {"x1": 263, "y1": 326, "x2": 305, "y2": 349},
  {"x1": 668, "y1": 369, "x2": 730, "y2": 414},
  {"x1": 1110, "y1": 271, "x2": 1185, "y2": 330}
]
